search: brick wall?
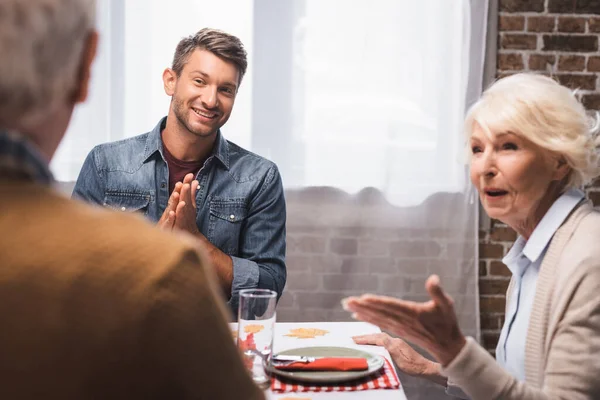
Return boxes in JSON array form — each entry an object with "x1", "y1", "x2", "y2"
[
  {"x1": 280, "y1": 189, "x2": 477, "y2": 399},
  {"x1": 481, "y1": 0, "x2": 600, "y2": 354}
]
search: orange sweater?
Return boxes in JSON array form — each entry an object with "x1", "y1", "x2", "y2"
[{"x1": 0, "y1": 179, "x2": 264, "y2": 399}]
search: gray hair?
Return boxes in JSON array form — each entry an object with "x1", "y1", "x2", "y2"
[
  {"x1": 0, "y1": 0, "x2": 96, "y2": 127},
  {"x1": 172, "y1": 28, "x2": 247, "y2": 86}
]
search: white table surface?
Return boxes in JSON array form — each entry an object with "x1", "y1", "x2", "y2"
[{"x1": 232, "y1": 321, "x2": 407, "y2": 400}]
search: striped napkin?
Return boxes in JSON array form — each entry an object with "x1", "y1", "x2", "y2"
[{"x1": 271, "y1": 358, "x2": 400, "y2": 392}]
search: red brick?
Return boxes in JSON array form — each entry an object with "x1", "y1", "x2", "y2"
[
  {"x1": 548, "y1": 0, "x2": 600, "y2": 14},
  {"x1": 334, "y1": 227, "x2": 368, "y2": 237},
  {"x1": 498, "y1": 53, "x2": 524, "y2": 71},
  {"x1": 500, "y1": 0, "x2": 544, "y2": 12},
  {"x1": 558, "y1": 17, "x2": 586, "y2": 33},
  {"x1": 490, "y1": 261, "x2": 511, "y2": 277},
  {"x1": 480, "y1": 315, "x2": 502, "y2": 330},
  {"x1": 323, "y1": 274, "x2": 378, "y2": 291},
  {"x1": 556, "y1": 74, "x2": 597, "y2": 90},
  {"x1": 286, "y1": 255, "x2": 311, "y2": 272},
  {"x1": 368, "y1": 258, "x2": 397, "y2": 274},
  {"x1": 389, "y1": 241, "x2": 441, "y2": 258},
  {"x1": 358, "y1": 240, "x2": 389, "y2": 256},
  {"x1": 329, "y1": 238, "x2": 358, "y2": 255},
  {"x1": 381, "y1": 276, "x2": 409, "y2": 293},
  {"x1": 309, "y1": 255, "x2": 343, "y2": 273},
  {"x1": 480, "y1": 297, "x2": 507, "y2": 314},
  {"x1": 528, "y1": 54, "x2": 556, "y2": 70},
  {"x1": 480, "y1": 261, "x2": 487, "y2": 277},
  {"x1": 528, "y1": 16, "x2": 556, "y2": 33},
  {"x1": 501, "y1": 34, "x2": 538, "y2": 50},
  {"x1": 341, "y1": 257, "x2": 371, "y2": 274},
  {"x1": 297, "y1": 293, "x2": 344, "y2": 308},
  {"x1": 288, "y1": 236, "x2": 326, "y2": 254},
  {"x1": 590, "y1": 17, "x2": 600, "y2": 33},
  {"x1": 499, "y1": 15, "x2": 525, "y2": 31},
  {"x1": 288, "y1": 225, "x2": 327, "y2": 235},
  {"x1": 490, "y1": 226, "x2": 517, "y2": 242},
  {"x1": 286, "y1": 271, "x2": 321, "y2": 291},
  {"x1": 558, "y1": 55, "x2": 586, "y2": 72},
  {"x1": 278, "y1": 291, "x2": 295, "y2": 307},
  {"x1": 583, "y1": 94, "x2": 600, "y2": 110},
  {"x1": 482, "y1": 332, "x2": 501, "y2": 351},
  {"x1": 587, "y1": 56, "x2": 600, "y2": 72},
  {"x1": 543, "y1": 35, "x2": 598, "y2": 52},
  {"x1": 479, "y1": 278, "x2": 510, "y2": 295},
  {"x1": 479, "y1": 243, "x2": 504, "y2": 259},
  {"x1": 589, "y1": 191, "x2": 600, "y2": 206}
]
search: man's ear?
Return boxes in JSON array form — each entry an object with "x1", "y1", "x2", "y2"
[
  {"x1": 163, "y1": 68, "x2": 177, "y2": 96},
  {"x1": 73, "y1": 31, "x2": 98, "y2": 104}
]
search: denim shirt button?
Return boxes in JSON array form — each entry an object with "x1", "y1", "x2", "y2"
[
  {"x1": 121, "y1": 206, "x2": 126, "y2": 211},
  {"x1": 229, "y1": 214, "x2": 235, "y2": 221},
  {"x1": 160, "y1": 182, "x2": 166, "y2": 189}
]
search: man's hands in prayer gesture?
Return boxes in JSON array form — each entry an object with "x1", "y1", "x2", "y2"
[{"x1": 158, "y1": 173, "x2": 233, "y2": 295}]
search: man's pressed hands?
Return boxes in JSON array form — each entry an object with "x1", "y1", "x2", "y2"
[
  {"x1": 157, "y1": 172, "x2": 233, "y2": 294},
  {"x1": 157, "y1": 181, "x2": 182, "y2": 230},
  {"x1": 158, "y1": 173, "x2": 199, "y2": 233},
  {"x1": 174, "y1": 173, "x2": 200, "y2": 235}
]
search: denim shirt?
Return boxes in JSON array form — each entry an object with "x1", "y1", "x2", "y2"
[{"x1": 73, "y1": 117, "x2": 287, "y2": 313}]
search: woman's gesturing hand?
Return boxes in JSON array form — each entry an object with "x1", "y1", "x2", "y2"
[
  {"x1": 343, "y1": 274, "x2": 466, "y2": 367},
  {"x1": 352, "y1": 333, "x2": 448, "y2": 386}
]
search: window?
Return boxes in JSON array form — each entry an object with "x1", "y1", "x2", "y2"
[{"x1": 52, "y1": 0, "x2": 487, "y2": 207}]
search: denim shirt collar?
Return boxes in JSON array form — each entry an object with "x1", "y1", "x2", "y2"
[
  {"x1": 0, "y1": 130, "x2": 54, "y2": 184},
  {"x1": 142, "y1": 117, "x2": 230, "y2": 169}
]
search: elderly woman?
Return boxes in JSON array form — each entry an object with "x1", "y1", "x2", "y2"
[{"x1": 343, "y1": 73, "x2": 600, "y2": 399}]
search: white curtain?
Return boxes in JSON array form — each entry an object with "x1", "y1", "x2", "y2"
[{"x1": 52, "y1": 1, "x2": 488, "y2": 398}]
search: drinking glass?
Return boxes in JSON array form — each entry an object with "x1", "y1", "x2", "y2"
[{"x1": 237, "y1": 289, "x2": 277, "y2": 386}]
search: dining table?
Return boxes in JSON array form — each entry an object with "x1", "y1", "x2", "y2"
[{"x1": 232, "y1": 321, "x2": 407, "y2": 400}]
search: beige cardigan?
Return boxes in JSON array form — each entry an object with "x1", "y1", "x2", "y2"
[{"x1": 443, "y1": 201, "x2": 600, "y2": 400}]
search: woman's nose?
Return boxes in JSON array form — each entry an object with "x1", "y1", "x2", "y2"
[{"x1": 482, "y1": 152, "x2": 497, "y2": 177}]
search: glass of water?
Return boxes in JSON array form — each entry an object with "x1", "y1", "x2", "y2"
[{"x1": 237, "y1": 289, "x2": 277, "y2": 386}]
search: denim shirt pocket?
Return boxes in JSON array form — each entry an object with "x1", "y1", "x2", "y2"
[
  {"x1": 208, "y1": 199, "x2": 248, "y2": 256},
  {"x1": 103, "y1": 191, "x2": 151, "y2": 216}
]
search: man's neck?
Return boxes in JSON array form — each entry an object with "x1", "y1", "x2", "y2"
[
  {"x1": 162, "y1": 114, "x2": 217, "y2": 163},
  {"x1": 4, "y1": 106, "x2": 74, "y2": 162}
]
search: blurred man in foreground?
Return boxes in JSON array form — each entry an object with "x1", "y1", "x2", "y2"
[{"x1": 0, "y1": 1, "x2": 263, "y2": 398}]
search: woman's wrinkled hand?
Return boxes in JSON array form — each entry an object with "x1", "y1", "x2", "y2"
[
  {"x1": 343, "y1": 274, "x2": 466, "y2": 367},
  {"x1": 353, "y1": 333, "x2": 433, "y2": 376}
]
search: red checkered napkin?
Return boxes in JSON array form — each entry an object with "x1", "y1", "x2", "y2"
[{"x1": 271, "y1": 358, "x2": 400, "y2": 392}]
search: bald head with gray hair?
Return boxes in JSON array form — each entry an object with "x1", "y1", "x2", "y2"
[{"x1": 0, "y1": 0, "x2": 96, "y2": 128}]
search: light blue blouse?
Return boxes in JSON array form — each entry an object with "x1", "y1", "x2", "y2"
[{"x1": 495, "y1": 188, "x2": 584, "y2": 381}]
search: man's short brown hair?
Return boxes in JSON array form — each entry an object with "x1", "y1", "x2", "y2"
[{"x1": 172, "y1": 28, "x2": 247, "y2": 86}]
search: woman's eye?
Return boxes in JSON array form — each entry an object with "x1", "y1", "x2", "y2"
[
  {"x1": 502, "y1": 142, "x2": 518, "y2": 150},
  {"x1": 471, "y1": 146, "x2": 482, "y2": 154}
]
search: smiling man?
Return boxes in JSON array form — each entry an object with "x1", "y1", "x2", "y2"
[{"x1": 73, "y1": 28, "x2": 286, "y2": 313}]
